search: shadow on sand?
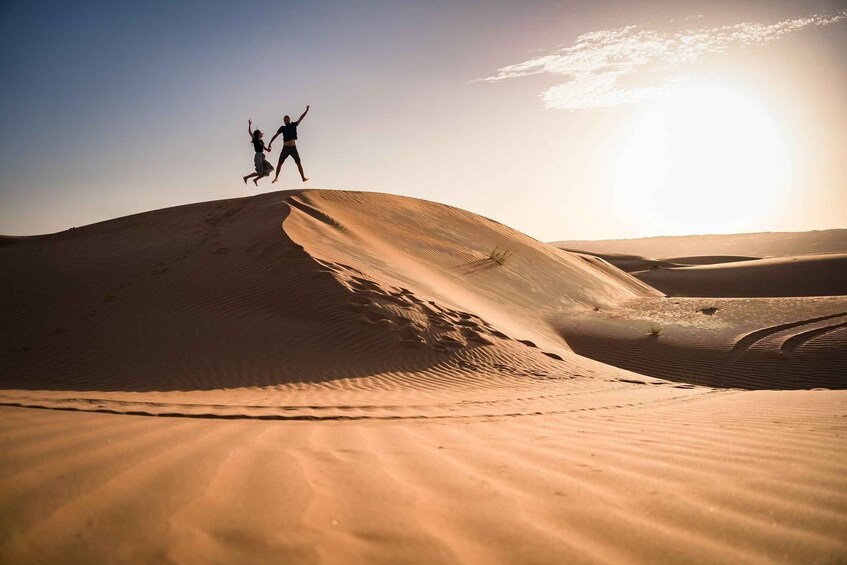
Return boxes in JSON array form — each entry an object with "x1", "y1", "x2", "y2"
[{"x1": 451, "y1": 258, "x2": 503, "y2": 277}]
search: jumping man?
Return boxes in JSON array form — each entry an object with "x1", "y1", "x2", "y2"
[{"x1": 268, "y1": 105, "x2": 310, "y2": 184}]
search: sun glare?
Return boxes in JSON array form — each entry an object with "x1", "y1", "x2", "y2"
[{"x1": 614, "y1": 84, "x2": 791, "y2": 234}]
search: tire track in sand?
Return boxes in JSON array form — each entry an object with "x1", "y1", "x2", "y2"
[
  {"x1": 779, "y1": 321, "x2": 847, "y2": 356},
  {"x1": 726, "y1": 312, "x2": 847, "y2": 362}
]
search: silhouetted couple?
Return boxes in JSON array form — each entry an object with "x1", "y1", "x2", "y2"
[{"x1": 243, "y1": 106, "x2": 310, "y2": 186}]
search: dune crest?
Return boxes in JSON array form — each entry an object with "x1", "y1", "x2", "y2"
[{"x1": 0, "y1": 189, "x2": 660, "y2": 419}]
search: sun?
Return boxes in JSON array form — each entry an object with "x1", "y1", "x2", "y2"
[{"x1": 614, "y1": 84, "x2": 791, "y2": 234}]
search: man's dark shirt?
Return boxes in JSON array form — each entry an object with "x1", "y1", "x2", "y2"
[{"x1": 277, "y1": 122, "x2": 299, "y2": 142}]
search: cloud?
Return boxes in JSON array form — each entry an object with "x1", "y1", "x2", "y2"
[{"x1": 481, "y1": 11, "x2": 847, "y2": 110}]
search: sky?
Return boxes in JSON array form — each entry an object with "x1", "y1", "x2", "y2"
[{"x1": 1, "y1": 0, "x2": 846, "y2": 241}]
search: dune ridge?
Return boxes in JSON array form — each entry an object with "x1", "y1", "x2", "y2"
[{"x1": 0, "y1": 189, "x2": 657, "y2": 409}]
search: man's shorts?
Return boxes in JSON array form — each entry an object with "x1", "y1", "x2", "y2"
[{"x1": 279, "y1": 145, "x2": 301, "y2": 164}]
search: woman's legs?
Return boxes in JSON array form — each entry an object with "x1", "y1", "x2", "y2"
[{"x1": 249, "y1": 153, "x2": 269, "y2": 185}]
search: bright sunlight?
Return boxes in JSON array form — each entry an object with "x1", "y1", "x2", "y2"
[{"x1": 615, "y1": 84, "x2": 791, "y2": 234}]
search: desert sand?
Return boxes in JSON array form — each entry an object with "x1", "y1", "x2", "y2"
[
  {"x1": 560, "y1": 230, "x2": 847, "y2": 298},
  {"x1": 561, "y1": 251, "x2": 760, "y2": 274},
  {"x1": 1, "y1": 190, "x2": 845, "y2": 563},
  {"x1": 555, "y1": 229, "x2": 847, "y2": 260},
  {"x1": 632, "y1": 253, "x2": 847, "y2": 297}
]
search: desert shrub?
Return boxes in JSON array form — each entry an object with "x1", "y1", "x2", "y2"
[
  {"x1": 646, "y1": 324, "x2": 663, "y2": 337},
  {"x1": 488, "y1": 246, "x2": 514, "y2": 266}
]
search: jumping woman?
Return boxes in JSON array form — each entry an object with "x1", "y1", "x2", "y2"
[{"x1": 243, "y1": 119, "x2": 274, "y2": 186}]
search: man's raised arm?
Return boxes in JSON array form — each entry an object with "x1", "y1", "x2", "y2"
[{"x1": 297, "y1": 105, "x2": 310, "y2": 125}]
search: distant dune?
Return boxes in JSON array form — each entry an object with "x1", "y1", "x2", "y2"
[
  {"x1": 560, "y1": 250, "x2": 685, "y2": 272},
  {"x1": 555, "y1": 231, "x2": 847, "y2": 388},
  {"x1": 554, "y1": 228, "x2": 847, "y2": 258},
  {"x1": 1, "y1": 190, "x2": 845, "y2": 563},
  {"x1": 559, "y1": 250, "x2": 762, "y2": 273},
  {"x1": 634, "y1": 253, "x2": 847, "y2": 297},
  {"x1": 558, "y1": 229, "x2": 847, "y2": 298},
  {"x1": 660, "y1": 254, "x2": 760, "y2": 265}
]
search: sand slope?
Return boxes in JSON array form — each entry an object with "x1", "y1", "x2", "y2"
[
  {"x1": 633, "y1": 253, "x2": 847, "y2": 297},
  {"x1": 559, "y1": 250, "x2": 686, "y2": 273},
  {"x1": 1, "y1": 190, "x2": 846, "y2": 563},
  {"x1": 0, "y1": 190, "x2": 655, "y2": 396},
  {"x1": 558, "y1": 296, "x2": 847, "y2": 389},
  {"x1": 555, "y1": 228, "x2": 847, "y2": 259},
  {"x1": 559, "y1": 249, "x2": 764, "y2": 274}
]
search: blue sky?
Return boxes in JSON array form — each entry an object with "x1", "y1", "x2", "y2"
[{"x1": 1, "y1": 0, "x2": 845, "y2": 240}]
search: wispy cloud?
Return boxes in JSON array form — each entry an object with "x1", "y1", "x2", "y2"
[{"x1": 481, "y1": 11, "x2": 847, "y2": 111}]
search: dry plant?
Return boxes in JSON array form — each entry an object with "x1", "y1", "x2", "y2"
[{"x1": 488, "y1": 246, "x2": 514, "y2": 266}]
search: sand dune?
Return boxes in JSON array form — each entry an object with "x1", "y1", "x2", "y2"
[
  {"x1": 559, "y1": 249, "x2": 762, "y2": 274},
  {"x1": 633, "y1": 253, "x2": 847, "y2": 297},
  {"x1": 0, "y1": 190, "x2": 654, "y2": 395},
  {"x1": 555, "y1": 228, "x2": 847, "y2": 259},
  {"x1": 560, "y1": 250, "x2": 685, "y2": 273},
  {"x1": 558, "y1": 296, "x2": 847, "y2": 389},
  {"x1": 661, "y1": 254, "x2": 760, "y2": 266},
  {"x1": 1, "y1": 190, "x2": 845, "y2": 563}
]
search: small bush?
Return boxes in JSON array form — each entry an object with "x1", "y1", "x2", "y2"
[
  {"x1": 488, "y1": 246, "x2": 514, "y2": 266},
  {"x1": 646, "y1": 324, "x2": 663, "y2": 337}
]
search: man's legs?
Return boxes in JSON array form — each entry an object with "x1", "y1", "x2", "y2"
[
  {"x1": 293, "y1": 148, "x2": 308, "y2": 182},
  {"x1": 272, "y1": 149, "x2": 289, "y2": 183},
  {"x1": 295, "y1": 161, "x2": 308, "y2": 182}
]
